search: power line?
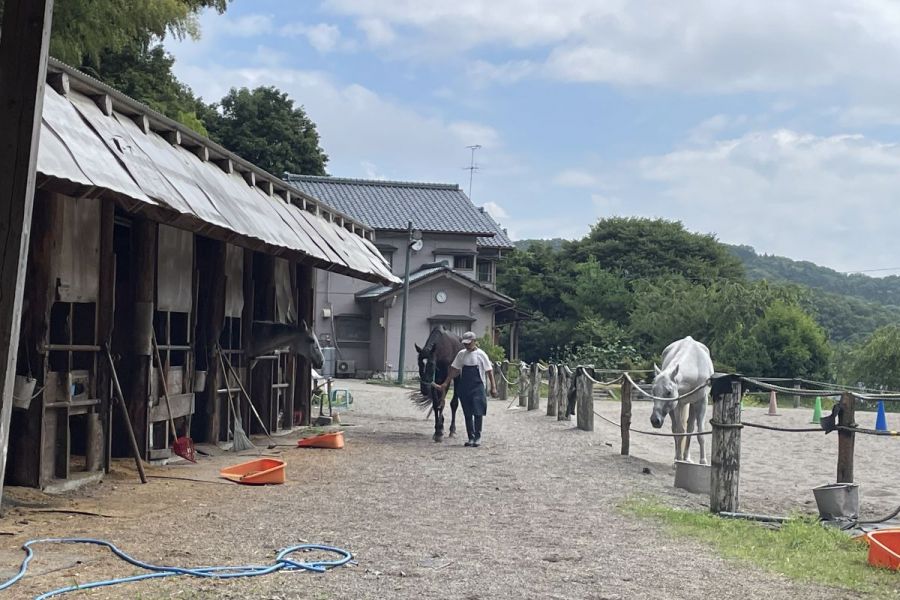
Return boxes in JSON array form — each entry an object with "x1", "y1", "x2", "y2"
[{"x1": 464, "y1": 144, "x2": 481, "y2": 201}]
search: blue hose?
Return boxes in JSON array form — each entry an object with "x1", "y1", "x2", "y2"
[{"x1": 0, "y1": 538, "x2": 353, "y2": 599}]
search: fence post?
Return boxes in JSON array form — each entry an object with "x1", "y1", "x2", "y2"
[
  {"x1": 576, "y1": 367, "x2": 594, "y2": 431},
  {"x1": 547, "y1": 365, "x2": 558, "y2": 417},
  {"x1": 837, "y1": 392, "x2": 856, "y2": 483},
  {"x1": 561, "y1": 366, "x2": 573, "y2": 420},
  {"x1": 498, "y1": 360, "x2": 509, "y2": 401},
  {"x1": 710, "y1": 376, "x2": 743, "y2": 514},
  {"x1": 620, "y1": 376, "x2": 632, "y2": 456},
  {"x1": 518, "y1": 362, "x2": 528, "y2": 407},
  {"x1": 556, "y1": 365, "x2": 566, "y2": 420},
  {"x1": 528, "y1": 363, "x2": 540, "y2": 410},
  {"x1": 793, "y1": 379, "x2": 801, "y2": 409}
]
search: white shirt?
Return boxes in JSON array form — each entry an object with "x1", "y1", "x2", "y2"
[{"x1": 451, "y1": 348, "x2": 493, "y2": 389}]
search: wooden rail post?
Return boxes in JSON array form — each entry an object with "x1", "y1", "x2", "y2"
[
  {"x1": 620, "y1": 376, "x2": 632, "y2": 456},
  {"x1": 561, "y1": 366, "x2": 573, "y2": 420},
  {"x1": 557, "y1": 365, "x2": 567, "y2": 420},
  {"x1": 546, "y1": 365, "x2": 558, "y2": 417},
  {"x1": 793, "y1": 379, "x2": 801, "y2": 409},
  {"x1": 576, "y1": 367, "x2": 594, "y2": 431},
  {"x1": 710, "y1": 376, "x2": 743, "y2": 514},
  {"x1": 518, "y1": 362, "x2": 528, "y2": 407},
  {"x1": 837, "y1": 392, "x2": 856, "y2": 483},
  {"x1": 528, "y1": 362, "x2": 540, "y2": 410},
  {"x1": 498, "y1": 360, "x2": 509, "y2": 401}
]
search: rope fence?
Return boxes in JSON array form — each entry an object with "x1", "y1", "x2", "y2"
[{"x1": 492, "y1": 358, "x2": 900, "y2": 515}]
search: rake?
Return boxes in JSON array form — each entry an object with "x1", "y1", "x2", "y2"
[{"x1": 152, "y1": 332, "x2": 196, "y2": 462}]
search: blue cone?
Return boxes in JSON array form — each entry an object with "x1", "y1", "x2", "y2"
[{"x1": 876, "y1": 400, "x2": 888, "y2": 432}]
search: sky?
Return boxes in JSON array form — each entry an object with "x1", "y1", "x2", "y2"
[{"x1": 167, "y1": 0, "x2": 900, "y2": 274}]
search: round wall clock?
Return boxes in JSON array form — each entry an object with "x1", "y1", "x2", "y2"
[{"x1": 435, "y1": 290, "x2": 448, "y2": 303}]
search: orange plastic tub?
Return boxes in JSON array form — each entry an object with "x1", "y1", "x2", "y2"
[
  {"x1": 867, "y1": 529, "x2": 900, "y2": 569},
  {"x1": 220, "y1": 458, "x2": 286, "y2": 485},
  {"x1": 297, "y1": 431, "x2": 344, "y2": 449}
]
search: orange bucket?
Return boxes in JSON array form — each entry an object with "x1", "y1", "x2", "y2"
[
  {"x1": 297, "y1": 431, "x2": 344, "y2": 449},
  {"x1": 220, "y1": 458, "x2": 286, "y2": 485},
  {"x1": 867, "y1": 529, "x2": 900, "y2": 569}
]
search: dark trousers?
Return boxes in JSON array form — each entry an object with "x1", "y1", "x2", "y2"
[{"x1": 461, "y1": 401, "x2": 483, "y2": 440}]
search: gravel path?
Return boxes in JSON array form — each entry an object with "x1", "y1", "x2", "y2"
[{"x1": 0, "y1": 382, "x2": 865, "y2": 599}]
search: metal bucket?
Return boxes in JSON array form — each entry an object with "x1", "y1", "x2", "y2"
[
  {"x1": 674, "y1": 460, "x2": 710, "y2": 495},
  {"x1": 813, "y1": 483, "x2": 859, "y2": 520},
  {"x1": 13, "y1": 376, "x2": 36, "y2": 410},
  {"x1": 193, "y1": 370, "x2": 207, "y2": 393}
]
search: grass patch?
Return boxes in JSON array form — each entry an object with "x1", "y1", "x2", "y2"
[{"x1": 621, "y1": 496, "x2": 899, "y2": 598}]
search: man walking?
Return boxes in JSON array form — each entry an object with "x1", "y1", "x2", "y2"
[{"x1": 437, "y1": 332, "x2": 497, "y2": 447}]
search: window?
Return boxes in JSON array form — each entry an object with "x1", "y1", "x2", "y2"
[
  {"x1": 477, "y1": 261, "x2": 493, "y2": 283},
  {"x1": 334, "y1": 315, "x2": 370, "y2": 343},
  {"x1": 380, "y1": 250, "x2": 394, "y2": 270},
  {"x1": 433, "y1": 321, "x2": 469, "y2": 337},
  {"x1": 453, "y1": 255, "x2": 474, "y2": 270}
]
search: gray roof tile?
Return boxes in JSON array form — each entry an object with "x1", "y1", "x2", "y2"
[{"x1": 285, "y1": 174, "x2": 514, "y2": 249}]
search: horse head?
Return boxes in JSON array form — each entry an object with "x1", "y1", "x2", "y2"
[
  {"x1": 650, "y1": 362, "x2": 680, "y2": 429},
  {"x1": 415, "y1": 343, "x2": 436, "y2": 396},
  {"x1": 292, "y1": 320, "x2": 324, "y2": 370}
]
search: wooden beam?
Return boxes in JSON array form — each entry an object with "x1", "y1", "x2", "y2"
[
  {"x1": 0, "y1": 0, "x2": 54, "y2": 511},
  {"x1": 710, "y1": 377, "x2": 743, "y2": 514},
  {"x1": 276, "y1": 189, "x2": 291, "y2": 203},
  {"x1": 133, "y1": 114, "x2": 150, "y2": 134},
  {"x1": 263, "y1": 180, "x2": 274, "y2": 196},
  {"x1": 47, "y1": 71, "x2": 69, "y2": 96},
  {"x1": 97, "y1": 199, "x2": 115, "y2": 472},
  {"x1": 164, "y1": 130, "x2": 181, "y2": 146},
  {"x1": 192, "y1": 146, "x2": 210, "y2": 162},
  {"x1": 295, "y1": 263, "x2": 314, "y2": 426},
  {"x1": 837, "y1": 392, "x2": 855, "y2": 483},
  {"x1": 620, "y1": 376, "x2": 632, "y2": 456},
  {"x1": 93, "y1": 94, "x2": 113, "y2": 116},
  {"x1": 213, "y1": 158, "x2": 233, "y2": 174},
  {"x1": 242, "y1": 171, "x2": 256, "y2": 187},
  {"x1": 127, "y1": 218, "x2": 157, "y2": 458}
]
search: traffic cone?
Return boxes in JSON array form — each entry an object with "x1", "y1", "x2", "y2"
[
  {"x1": 811, "y1": 396, "x2": 822, "y2": 424},
  {"x1": 766, "y1": 390, "x2": 779, "y2": 416},
  {"x1": 876, "y1": 400, "x2": 888, "y2": 432}
]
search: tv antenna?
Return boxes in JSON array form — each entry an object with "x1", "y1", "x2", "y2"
[{"x1": 464, "y1": 144, "x2": 481, "y2": 200}]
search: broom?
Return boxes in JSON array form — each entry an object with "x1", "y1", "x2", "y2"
[
  {"x1": 152, "y1": 332, "x2": 195, "y2": 462},
  {"x1": 217, "y1": 348, "x2": 255, "y2": 452}
]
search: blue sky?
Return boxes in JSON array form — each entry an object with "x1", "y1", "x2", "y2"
[{"x1": 168, "y1": 1, "x2": 900, "y2": 274}]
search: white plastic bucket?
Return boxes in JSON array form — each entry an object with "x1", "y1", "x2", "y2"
[{"x1": 13, "y1": 376, "x2": 37, "y2": 410}]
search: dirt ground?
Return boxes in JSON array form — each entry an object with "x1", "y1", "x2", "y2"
[{"x1": 0, "y1": 382, "x2": 877, "y2": 599}]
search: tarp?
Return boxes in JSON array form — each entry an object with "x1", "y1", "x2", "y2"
[{"x1": 35, "y1": 81, "x2": 397, "y2": 285}]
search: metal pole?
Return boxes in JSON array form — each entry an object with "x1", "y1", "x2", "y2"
[{"x1": 397, "y1": 221, "x2": 413, "y2": 384}]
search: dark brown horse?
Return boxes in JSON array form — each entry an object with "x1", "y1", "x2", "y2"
[{"x1": 413, "y1": 327, "x2": 463, "y2": 442}]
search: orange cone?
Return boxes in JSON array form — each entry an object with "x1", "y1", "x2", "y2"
[{"x1": 766, "y1": 390, "x2": 779, "y2": 416}]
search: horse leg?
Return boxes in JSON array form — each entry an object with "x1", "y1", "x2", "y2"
[
  {"x1": 683, "y1": 402, "x2": 695, "y2": 463},
  {"x1": 433, "y1": 395, "x2": 444, "y2": 442},
  {"x1": 695, "y1": 396, "x2": 708, "y2": 465},
  {"x1": 448, "y1": 384, "x2": 459, "y2": 437},
  {"x1": 672, "y1": 404, "x2": 686, "y2": 462}
]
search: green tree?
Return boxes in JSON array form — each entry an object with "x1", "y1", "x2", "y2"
[
  {"x1": 205, "y1": 87, "x2": 329, "y2": 176},
  {"x1": 43, "y1": 0, "x2": 229, "y2": 65},
  {"x1": 849, "y1": 325, "x2": 900, "y2": 389},
  {"x1": 749, "y1": 301, "x2": 830, "y2": 378}
]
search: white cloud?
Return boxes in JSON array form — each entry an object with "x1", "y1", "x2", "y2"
[
  {"x1": 279, "y1": 22, "x2": 345, "y2": 53},
  {"x1": 554, "y1": 169, "x2": 600, "y2": 188},
  {"x1": 360, "y1": 160, "x2": 387, "y2": 180},
  {"x1": 447, "y1": 121, "x2": 501, "y2": 149},
  {"x1": 481, "y1": 201, "x2": 509, "y2": 220},
  {"x1": 215, "y1": 14, "x2": 274, "y2": 37},
  {"x1": 466, "y1": 60, "x2": 535, "y2": 86},
  {"x1": 626, "y1": 129, "x2": 900, "y2": 271},
  {"x1": 356, "y1": 17, "x2": 396, "y2": 46}
]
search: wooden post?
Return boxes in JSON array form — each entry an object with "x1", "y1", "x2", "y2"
[
  {"x1": 528, "y1": 362, "x2": 539, "y2": 410},
  {"x1": 576, "y1": 367, "x2": 594, "y2": 431},
  {"x1": 620, "y1": 376, "x2": 632, "y2": 456},
  {"x1": 498, "y1": 360, "x2": 508, "y2": 401},
  {"x1": 197, "y1": 238, "x2": 226, "y2": 443},
  {"x1": 560, "y1": 365, "x2": 572, "y2": 421},
  {"x1": 250, "y1": 253, "x2": 275, "y2": 432},
  {"x1": 128, "y1": 218, "x2": 157, "y2": 458},
  {"x1": 295, "y1": 263, "x2": 314, "y2": 426},
  {"x1": 837, "y1": 392, "x2": 856, "y2": 483},
  {"x1": 710, "y1": 377, "x2": 742, "y2": 514},
  {"x1": 546, "y1": 365, "x2": 558, "y2": 417},
  {"x1": 0, "y1": 0, "x2": 54, "y2": 510},
  {"x1": 97, "y1": 199, "x2": 115, "y2": 470},
  {"x1": 518, "y1": 362, "x2": 528, "y2": 407},
  {"x1": 240, "y1": 249, "x2": 254, "y2": 431},
  {"x1": 792, "y1": 379, "x2": 801, "y2": 409}
]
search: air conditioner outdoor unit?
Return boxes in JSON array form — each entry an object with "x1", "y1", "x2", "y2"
[{"x1": 335, "y1": 360, "x2": 356, "y2": 378}]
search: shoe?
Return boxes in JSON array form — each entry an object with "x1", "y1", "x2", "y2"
[
  {"x1": 472, "y1": 437, "x2": 481, "y2": 447},
  {"x1": 464, "y1": 440, "x2": 474, "y2": 447}
]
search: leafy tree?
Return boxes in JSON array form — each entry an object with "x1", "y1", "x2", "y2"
[
  {"x1": 561, "y1": 259, "x2": 632, "y2": 324},
  {"x1": 749, "y1": 301, "x2": 830, "y2": 378},
  {"x1": 42, "y1": 0, "x2": 229, "y2": 65},
  {"x1": 849, "y1": 325, "x2": 900, "y2": 389},
  {"x1": 204, "y1": 87, "x2": 329, "y2": 176}
]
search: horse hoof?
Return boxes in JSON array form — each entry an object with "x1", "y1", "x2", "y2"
[
  {"x1": 448, "y1": 431, "x2": 455, "y2": 438},
  {"x1": 433, "y1": 434, "x2": 443, "y2": 443}
]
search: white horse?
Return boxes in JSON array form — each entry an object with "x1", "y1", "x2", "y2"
[{"x1": 649, "y1": 336, "x2": 714, "y2": 464}]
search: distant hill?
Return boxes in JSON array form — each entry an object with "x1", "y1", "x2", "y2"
[
  {"x1": 728, "y1": 244, "x2": 900, "y2": 307},
  {"x1": 514, "y1": 238, "x2": 567, "y2": 251}
]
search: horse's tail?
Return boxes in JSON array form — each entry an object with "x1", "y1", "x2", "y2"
[{"x1": 408, "y1": 390, "x2": 434, "y2": 410}]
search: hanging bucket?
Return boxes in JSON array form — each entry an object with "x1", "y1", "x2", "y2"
[
  {"x1": 674, "y1": 460, "x2": 710, "y2": 495},
  {"x1": 813, "y1": 483, "x2": 859, "y2": 520},
  {"x1": 193, "y1": 370, "x2": 207, "y2": 393},
  {"x1": 13, "y1": 376, "x2": 37, "y2": 410}
]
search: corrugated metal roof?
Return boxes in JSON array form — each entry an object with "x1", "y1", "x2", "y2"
[
  {"x1": 285, "y1": 175, "x2": 514, "y2": 249},
  {"x1": 35, "y1": 64, "x2": 398, "y2": 286}
]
